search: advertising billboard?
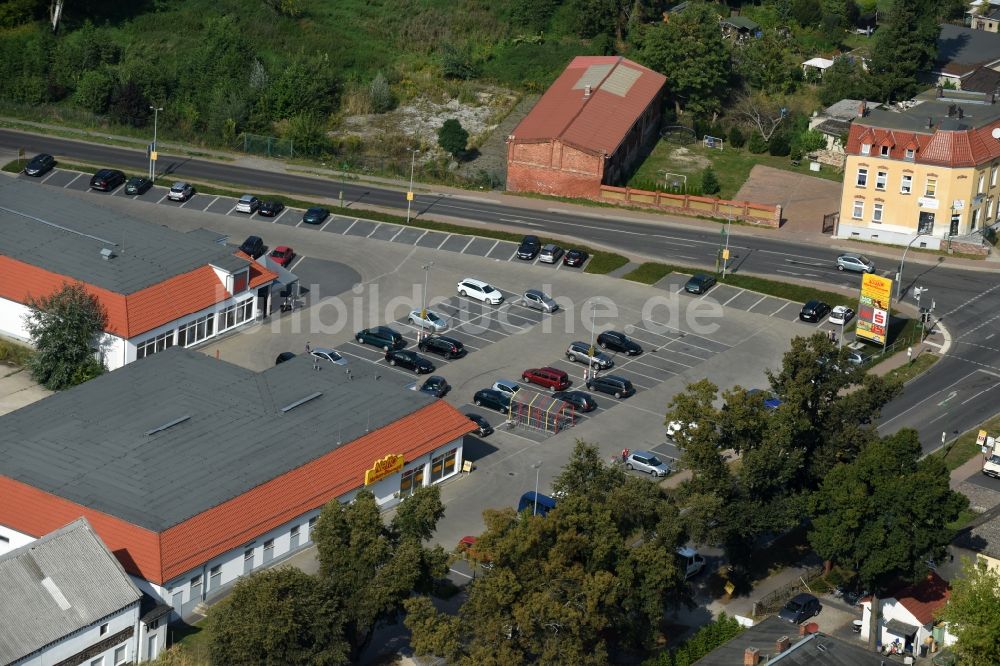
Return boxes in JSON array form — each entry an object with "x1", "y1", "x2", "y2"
[{"x1": 856, "y1": 273, "x2": 893, "y2": 345}]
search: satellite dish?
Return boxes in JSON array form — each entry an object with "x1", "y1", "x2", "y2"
[{"x1": 992, "y1": 127, "x2": 1000, "y2": 140}]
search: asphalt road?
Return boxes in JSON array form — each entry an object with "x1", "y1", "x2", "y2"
[{"x1": 3, "y1": 128, "x2": 999, "y2": 452}]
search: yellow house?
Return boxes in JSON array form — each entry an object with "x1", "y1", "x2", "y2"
[
  {"x1": 838, "y1": 92, "x2": 1000, "y2": 251},
  {"x1": 954, "y1": 511, "x2": 1000, "y2": 574}
]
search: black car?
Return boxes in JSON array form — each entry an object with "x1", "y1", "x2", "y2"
[
  {"x1": 275, "y1": 351, "x2": 296, "y2": 365},
  {"x1": 466, "y1": 413, "x2": 494, "y2": 437},
  {"x1": 685, "y1": 273, "x2": 717, "y2": 294},
  {"x1": 356, "y1": 326, "x2": 406, "y2": 350},
  {"x1": 778, "y1": 593, "x2": 821, "y2": 624},
  {"x1": 799, "y1": 300, "x2": 831, "y2": 322},
  {"x1": 89, "y1": 168, "x2": 126, "y2": 191},
  {"x1": 586, "y1": 375, "x2": 635, "y2": 399},
  {"x1": 239, "y1": 235, "x2": 265, "y2": 259},
  {"x1": 418, "y1": 335, "x2": 466, "y2": 359},
  {"x1": 24, "y1": 153, "x2": 55, "y2": 177},
  {"x1": 563, "y1": 248, "x2": 589, "y2": 267},
  {"x1": 553, "y1": 390, "x2": 597, "y2": 412},
  {"x1": 517, "y1": 235, "x2": 541, "y2": 260},
  {"x1": 597, "y1": 331, "x2": 643, "y2": 355},
  {"x1": 386, "y1": 349, "x2": 435, "y2": 374},
  {"x1": 258, "y1": 200, "x2": 285, "y2": 217},
  {"x1": 302, "y1": 207, "x2": 330, "y2": 225},
  {"x1": 124, "y1": 176, "x2": 152, "y2": 195},
  {"x1": 419, "y1": 375, "x2": 451, "y2": 397},
  {"x1": 473, "y1": 388, "x2": 511, "y2": 414}
]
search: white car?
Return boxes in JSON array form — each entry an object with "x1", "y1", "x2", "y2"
[
  {"x1": 492, "y1": 379, "x2": 520, "y2": 399},
  {"x1": 236, "y1": 194, "x2": 260, "y2": 213},
  {"x1": 167, "y1": 182, "x2": 194, "y2": 201},
  {"x1": 457, "y1": 278, "x2": 504, "y2": 305},
  {"x1": 667, "y1": 420, "x2": 697, "y2": 441},
  {"x1": 408, "y1": 309, "x2": 449, "y2": 332},
  {"x1": 828, "y1": 306, "x2": 855, "y2": 326}
]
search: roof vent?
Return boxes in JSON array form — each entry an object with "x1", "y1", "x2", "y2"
[
  {"x1": 100, "y1": 248, "x2": 115, "y2": 261},
  {"x1": 145, "y1": 415, "x2": 191, "y2": 436},
  {"x1": 281, "y1": 392, "x2": 323, "y2": 413},
  {"x1": 584, "y1": 84, "x2": 592, "y2": 98}
]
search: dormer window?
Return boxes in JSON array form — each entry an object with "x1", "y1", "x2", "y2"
[
  {"x1": 905, "y1": 148, "x2": 915, "y2": 160},
  {"x1": 880, "y1": 145, "x2": 890, "y2": 156},
  {"x1": 861, "y1": 143, "x2": 871, "y2": 155}
]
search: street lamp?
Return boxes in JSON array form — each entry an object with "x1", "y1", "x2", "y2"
[
  {"x1": 896, "y1": 234, "x2": 928, "y2": 301},
  {"x1": 532, "y1": 461, "x2": 542, "y2": 516},
  {"x1": 420, "y1": 262, "x2": 433, "y2": 341},
  {"x1": 721, "y1": 213, "x2": 733, "y2": 278},
  {"x1": 406, "y1": 149, "x2": 419, "y2": 224},
  {"x1": 587, "y1": 299, "x2": 597, "y2": 383},
  {"x1": 149, "y1": 105, "x2": 163, "y2": 182}
]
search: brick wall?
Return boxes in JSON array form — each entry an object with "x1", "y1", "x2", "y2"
[
  {"x1": 507, "y1": 139, "x2": 604, "y2": 197},
  {"x1": 600, "y1": 185, "x2": 782, "y2": 228}
]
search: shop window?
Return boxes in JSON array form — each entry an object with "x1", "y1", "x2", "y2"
[
  {"x1": 218, "y1": 299, "x2": 254, "y2": 332},
  {"x1": 400, "y1": 467, "x2": 424, "y2": 497}
]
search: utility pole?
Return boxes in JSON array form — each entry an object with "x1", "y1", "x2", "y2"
[
  {"x1": 532, "y1": 461, "x2": 542, "y2": 516},
  {"x1": 149, "y1": 105, "x2": 163, "y2": 182},
  {"x1": 406, "y1": 149, "x2": 419, "y2": 224}
]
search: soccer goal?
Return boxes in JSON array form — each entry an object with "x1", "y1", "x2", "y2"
[
  {"x1": 703, "y1": 135, "x2": 724, "y2": 150},
  {"x1": 657, "y1": 171, "x2": 688, "y2": 191}
]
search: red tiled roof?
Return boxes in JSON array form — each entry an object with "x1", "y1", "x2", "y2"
[
  {"x1": 0, "y1": 400, "x2": 474, "y2": 585},
  {"x1": 0, "y1": 255, "x2": 277, "y2": 339},
  {"x1": 892, "y1": 571, "x2": 950, "y2": 625},
  {"x1": 510, "y1": 56, "x2": 666, "y2": 156},
  {"x1": 846, "y1": 120, "x2": 1000, "y2": 167}
]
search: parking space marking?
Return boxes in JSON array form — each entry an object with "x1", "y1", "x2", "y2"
[
  {"x1": 771, "y1": 302, "x2": 790, "y2": 317},
  {"x1": 745, "y1": 295, "x2": 768, "y2": 312},
  {"x1": 625, "y1": 355, "x2": 691, "y2": 374},
  {"x1": 156, "y1": 192, "x2": 168, "y2": 203},
  {"x1": 414, "y1": 230, "x2": 428, "y2": 244},
  {"x1": 40, "y1": 172, "x2": 58, "y2": 184},
  {"x1": 722, "y1": 290, "x2": 745, "y2": 306},
  {"x1": 289, "y1": 256, "x2": 306, "y2": 271},
  {"x1": 64, "y1": 174, "x2": 83, "y2": 188},
  {"x1": 485, "y1": 239, "x2": 500, "y2": 255},
  {"x1": 319, "y1": 217, "x2": 334, "y2": 232},
  {"x1": 437, "y1": 234, "x2": 452, "y2": 249},
  {"x1": 367, "y1": 223, "x2": 382, "y2": 238},
  {"x1": 204, "y1": 196, "x2": 219, "y2": 211},
  {"x1": 223, "y1": 203, "x2": 236, "y2": 214},
  {"x1": 508, "y1": 249, "x2": 518, "y2": 261},
  {"x1": 272, "y1": 208, "x2": 289, "y2": 224},
  {"x1": 460, "y1": 237, "x2": 475, "y2": 253},
  {"x1": 343, "y1": 219, "x2": 358, "y2": 235},
  {"x1": 389, "y1": 227, "x2": 405, "y2": 241}
]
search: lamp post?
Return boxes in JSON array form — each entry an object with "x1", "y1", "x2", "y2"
[
  {"x1": 721, "y1": 213, "x2": 732, "y2": 278},
  {"x1": 896, "y1": 234, "x2": 927, "y2": 301},
  {"x1": 406, "y1": 149, "x2": 419, "y2": 224},
  {"x1": 149, "y1": 105, "x2": 163, "y2": 182},
  {"x1": 420, "y1": 262, "x2": 433, "y2": 341},
  {"x1": 532, "y1": 461, "x2": 542, "y2": 516},
  {"x1": 587, "y1": 299, "x2": 597, "y2": 382}
]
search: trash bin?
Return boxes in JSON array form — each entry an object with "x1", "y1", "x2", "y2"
[{"x1": 921, "y1": 644, "x2": 929, "y2": 658}]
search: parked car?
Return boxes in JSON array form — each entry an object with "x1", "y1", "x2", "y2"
[
  {"x1": 522, "y1": 367, "x2": 571, "y2": 391},
  {"x1": 310, "y1": 348, "x2": 347, "y2": 365},
  {"x1": 586, "y1": 375, "x2": 634, "y2": 399},
  {"x1": 799, "y1": 300, "x2": 831, "y2": 322},
  {"x1": 89, "y1": 169, "x2": 126, "y2": 191},
  {"x1": 24, "y1": 153, "x2": 55, "y2": 177},
  {"x1": 778, "y1": 593, "x2": 821, "y2": 624},
  {"x1": 844, "y1": 350, "x2": 867, "y2": 366},
  {"x1": 563, "y1": 248, "x2": 589, "y2": 267},
  {"x1": 465, "y1": 413, "x2": 494, "y2": 437},
  {"x1": 355, "y1": 326, "x2": 405, "y2": 350},
  {"x1": 828, "y1": 305, "x2": 855, "y2": 326},
  {"x1": 522, "y1": 289, "x2": 558, "y2": 313},
  {"x1": 456, "y1": 535, "x2": 492, "y2": 566},
  {"x1": 492, "y1": 379, "x2": 520, "y2": 399},
  {"x1": 418, "y1": 375, "x2": 450, "y2": 397},
  {"x1": 518, "y1": 491, "x2": 556, "y2": 517},
  {"x1": 553, "y1": 390, "x2": 597, "y2": 412},
  {"x1": 124, "y1": 176, "x2": 152, "y2": 195},
  {"x1": 238, "y1": 235, "x2": 265, "y2": 259},
  {"x1": 236, "y1": 194, "x2": 260, "y2": 214},
  {"x1": 538, "y1": 244, "x2": 564, "y2": 263},
  {"x1": 685, "y1": 273, "x2": 717, "y2": 294},
  {"x1": 408, "y1": 309, "x2": 449, "y2": 332},
  {"x1": 836, "y1": 253, "x2": 875, "y2": 273},
  {"x1": 597, "y1": 330, "x2": 642, "y2": 355},
  {"x1": 301, "y1": 206, "x2": 330, "y2": 224},
  {"x1": 258, "y1": 200, "x2": 285, "y2": 217},
  {"x1": 747, "y1": 388, "x2": 782, "y2": 410},
  {"x1": 418, "y1": 335, "x2": 466, "y2": 359},
  {"x1": 677, "y1": 547, "x2": 706, "y2": 579},
  {"x1": 269, "y1": 245, "x2": 295, "y2": 267},
  {"x1": 274, "y1": 351, "x2": 296, "y2": 365},
  {"x1": 517, "y1": 235, "x2": 541, "y2": 260},
  {"x1": 386, "y1": 349, "x2": 434, "y2": 374},
  {"x1": 626, "y1": 450, "x2": 670, "y2": 477},
  {"x1": 167, "y1": 181, "x2": 194, "y2": 201},
  {"x1": 566, "y1": 341, "x2": 614, "y2": 369},
  {"x1": 474, "y1": 388, "x2": 511, "y2": 414},
  {"x1": 457, "y1": 278, "x2": 504, "y2": 305}
]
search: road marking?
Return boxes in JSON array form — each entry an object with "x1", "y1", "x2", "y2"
[
  {"x1": 485, "y1": 239, "x2": 500, "y2": 256},
  {"x1": 40, "y1": 171, "x2": 58, "y2": 184},
  {"x1": 225, "y1": 204, "x2": 237, "y2": 214},
  {"x1": 319, "y1": 217, "x2": 334, "y2": 232},
  {"x1": 272, "y1": 208, "x2": 288, "y2": 224},
  {"x1": 775, "y1": 269, "x2": 806, "y2": 277},
  {"x1": 771, "y1": 302, "x2": 790, "y2": 317},
  {"x1": 987, "y1": 333, "x2": 996, "y2": 340},
  {"x1": 413, "y1": 230, "x2": 428, "y2": 245},
  {"x1": 449, "y1": 568, "x2": 473, "y2": 580},
  {"x1": 437, "y1": 234, "x2": 452, "y2": 249},
  {"x1": 745, "y1": 295, "x2": 768, "y2": 312},
  {"x1": 367, "y1": 223, "x2": 382, "y2": 238},
  {"x1": 880, "y1": 370, "x2": 982, "y2": 427},
  {"x1": 508, "y1": 249, "x2": 518, "y2": 261},
  {"x1": 343, "y1": 219, "x2": 358, "y2": 235},
  {"x1": 961, "y1": 382, "x2": 1000, "y2": 405},
  {"x1": 289, "y1": 256, "x2": 306, "y2": 271},
  {"x1": 460, "y1": 237, "x2": 475, "y2": 253},
  {"x1": 64, "y1": 173, "x2": 83, "y2": 188},
  {"x1": 389, "y1": 227, "x2": 405, "y2": 241},
  {"x1": 722, "y1": 290, "x2": 745, "y2": 306},
  {"x1": 204, "y1": 196, "x2": 219, "y2": 211}
]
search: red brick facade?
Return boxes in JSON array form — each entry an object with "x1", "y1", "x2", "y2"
[{"x1": 507, "y1": 140, "x2": 606, "y2": 198}]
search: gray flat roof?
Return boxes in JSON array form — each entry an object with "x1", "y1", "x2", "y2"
[
  {"x1": 937, "y1": 24, "x2": 1000, "y2": 74},
  {"x1": 0, "y1": 178, "x2": 251, "y2": 294},
  {"x1": 858, "y1": 98, "x2": 1000, "y2": 133},
  {"x1": 0, "y1": 518, "x2": 142, "y2": 665},
  {"x1": 0, "y1": 348, "x2": 437, "y2": 530}
]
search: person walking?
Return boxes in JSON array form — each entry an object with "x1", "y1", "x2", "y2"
[{"x1": 621, "y1": 448, "x2": 630, "y2": 464}]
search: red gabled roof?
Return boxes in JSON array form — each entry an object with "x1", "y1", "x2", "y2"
[
  {"x1": 510, "y1": 56, "x2": 666, "y2": 156},
  {"x1": 0, "y1": 400, "x2": 474, "y2": 585},
  {"x1": 892, "y1": 571, "x2": 950, "y2": 625},
  {"x1": 846, "y1": 119, "x2": 1000, "y2": 167},
  {"x1": 0, "y1": 255, "x2": 277, "y2": 339}
]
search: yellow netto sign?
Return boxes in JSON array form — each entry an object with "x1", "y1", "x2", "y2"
[
  {"x1": 364, "y1": 454, "x2": 404, "y2": 486},
  {"x1": 856, "y1": 273, "x2": 893, "y2": 345}
]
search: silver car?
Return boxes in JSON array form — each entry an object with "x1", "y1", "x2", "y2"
[
  {"x1": 836, "y1": 253, "x2": 875, "y2": 273},
  {"x1": 310, "y1": 348, "x2": 347, "y2": 365},
  {"x1": 566, "y1": 341, "x2": 614, "y2": 369},
  {"x1": 522, "y1": 289, "x2": 558, "y2": 313},
  {"x1": 626, "y1": 450, "x2": 670, "y2": 477}
]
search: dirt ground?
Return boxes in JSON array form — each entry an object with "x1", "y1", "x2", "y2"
[{"x1": 734, "y1": 165, "x2": 843, "y2": 234}]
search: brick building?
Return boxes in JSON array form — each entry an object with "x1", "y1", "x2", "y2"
[{"x1": 506, "y1": 56, "x2": 666, "y2": 198}]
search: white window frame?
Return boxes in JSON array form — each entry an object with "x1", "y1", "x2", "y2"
[
  {"x1": 852, "y1": 200, "x2": 864, "y2": 220},
  {"x1": 875, "y1": 170, "x2": 887, "y2": 191},
  {"x1": 992, "y1": 166, "x2": 998, "y2": 187},
  {"x1": 988, "y1": 197, "x2": 994, "y2": 220},
  {"x1": 905, "y1": 148, "x2": 915, "y2": 160},
  {"x1": 925, "y1": 177, "x2": 937, "y2": 198},
  {"x1": 218, "y1": 298, "x2": 254, "y2": 333},
  {"x1": 872, "y1": 202, "x2": 884, "y2": 223},
  {"x1": 209, "y1": 565, "x2": 221, "y2": 590},
  {"x1": 136, "y1": 331, "x2": 174, "y2": 360},
  {"x1": 880, "y1": 145, "x2": 890, "y2": 156},
  {"x1": 177, "y1": 313, "x2": 215, "y2": 347},
  {"x1": 901, "y1": 174, "x2": 912, "y2": 194},
  {"x1": 973, "y1": 208, "x2": 981, "y2": 230},
  {"x1": 861, "y1": 143, "x2": 871, "y2": 155},
  {"x1": 856, "y1": 168, "x2": 868, "y2": 187},
  {"x1": 114, "y1": 645, "x2": 127, "y2": 666},
  {"x1": 979, "y1": 173, "x2": 986, "y2": 194}
]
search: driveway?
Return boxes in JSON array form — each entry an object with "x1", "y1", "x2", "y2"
[
  {"x1": 0, "y1": 366, "x2": 49, "y2": 416},
  {"x1": 734, "y1": 165, "x2": 842, "y2": 235}
]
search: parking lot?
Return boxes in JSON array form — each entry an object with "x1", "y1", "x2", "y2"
[{"x1": 24, "y1": 167, "x2": 833, "y2": 547}]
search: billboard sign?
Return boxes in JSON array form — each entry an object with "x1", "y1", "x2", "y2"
[{"x1": 856, "y1": 273, "x2": 893, "y2": 345}]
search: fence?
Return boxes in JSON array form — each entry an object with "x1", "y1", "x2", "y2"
[
  {"x1": 751, "y1": 563, "x2": 825, "y2": 618},
  {"x1": 599, "y1": 185, "x2": 782, "y2": 228},
  {"x1": 242, "y1": 134, "x2": 296, "y2": 159}
]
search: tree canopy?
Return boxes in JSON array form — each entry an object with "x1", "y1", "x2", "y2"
[
  {"x1": 936, "y1": 557, "x2": 1000, "y2": 666},
  {"x1": 438, "y1": 119, "x2": 469, "y2": 158},
  {"x1": 867, "y1": 0, "x2": 940, "y2": 103},
  {"x1": 23, "y1": 282, "x2": 107, "y2": 390}
]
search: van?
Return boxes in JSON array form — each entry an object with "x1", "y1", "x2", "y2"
[
  {"x1": 677, "y1": 546, "x2": 705, "y2": 579},
  {"x1": 518, "y1": 491, "x2": 557, "y2": 517}
]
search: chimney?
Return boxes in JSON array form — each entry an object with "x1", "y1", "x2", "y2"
[
  {"x1": 743, "y1": 646, "x2": 760, "y2": 666},
  {"x1": 584, "y1": 85, "x2": 592, "y2": 98},
  {"x1": 858, "y1": 101, "x2": 865, "y2": 117},
  {"x1": 776, "y1": 636, "x2": 790, "y2": 653},
  {"x1": 799, "y1": 623, "x2": 809, "y2": 636}
]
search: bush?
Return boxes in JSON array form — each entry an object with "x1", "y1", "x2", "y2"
[
  {"x1": 438, "y1": 118, "x2": 469, "y2": 157},
  {"x1": 768, "y1": 133, "x2": 791, "y2": 156},
  {"x1": 727, "y1": 126, "x2": 746, "y2": 149},
  {"x1": 701, "y1": 166, "x2": 720, "y2": 195},
  {"x1": 441, "y1": 43, "x2": 478, "y2": 80},
  {"x1": 369, "y1": 72, "x2": 394, "y2": 113},
  {"x1": 73, "y1": 68, "x2": 114, "y2": 114},
  {"x1": 748, "y1": 132, "x2": 768, "y2": 154},
  {"x1": 642, "y1": 613, "x2": 744, "y2": 666}
]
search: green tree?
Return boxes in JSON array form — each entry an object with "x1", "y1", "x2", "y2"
[
  {"x1": 727, "y1": 125, "x2": 745, "y2": 148},
  {"x1": 791, "y1": 0, "x2": 822, "y2": 27},
  {"x1": 638, "y1": 2, "x2": 731, "y2": 117},
  {"x1": 818, "y1": 57, "x2": 868, "y2": 107},
  {"x1": 768, "y1": 132, "x2": 791, "y2": 156},
  {"x1": 267, "y1": 51, "x2": 338, "y2": 121},
  {"x1": 284, "y1": 112, "x2": 328, "y2": 155},
  {"x1": 867, "y1": 0, "x2": 940, "y2": 103},
  {"x1": 438, "y1": 118, "x2": 469, "y2": 157},
  {"x1": 809, "y1": 429, "x2": 968, "y2": 593},
  {"x1": 73, "y1": 68, "x2": 114, "y2": 114},
  {"x1": 936, "y1": 558, "x2": 1000, "y2": 666},
  {"x1": 208, "y1": 567, "x2": 349, "y2": 665},
  {"x1": 314, "y1": 487, "x2": 448, "y2": 661},
  {"x1": 23, "y1": 283, "x2": 107, "y2": 390},
  {"x1": 441, "y1": 43, "x2": 478, "y2": 80},
  {"x1": 108, "y1": 81, "x2": 150, "y2": 127},
  {"x1": 701, "y1": 166, "x2": 720, "y2": 194},
  {"x1": 0, "y1": 0, "x2": 45, "y2": 28},
  {"x1": 406, "y1": 442, "x2": 688, "y2": 664},
  {"x1": 735, "y1": 31, "x2": 797, "y2": 93},
  {"x1": 747, "y1": 131, "x2": 768, "y2": 153}
]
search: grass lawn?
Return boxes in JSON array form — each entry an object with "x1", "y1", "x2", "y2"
[
  {"x1": 881, "y1": 352, "x2": 938, "y2": 386},
  {"x1": 932, "y1": 414, "x2": 1000, "y2": 470},
  {"x1": 630, "y1": 141, "x2": 843, "y2": 200},
  {"x1": 622, "y1": 262, "x2": 691, "y2": 284}
]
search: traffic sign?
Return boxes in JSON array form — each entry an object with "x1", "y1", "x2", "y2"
[
  {"x1": 150, "y1": 151, "x2": 158, "y2": 161},
  {"x1": 977, "y1": 429, "x2": 988, "y2": 446},
  {"x1": 722, "y1": 249, "x2": 730, "y2": 260},
  {"x1": 406, "y1": 191, "x2": 414, "y2": 201}
]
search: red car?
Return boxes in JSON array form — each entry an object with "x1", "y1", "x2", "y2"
[
  {"x1": 521, "y1": 367, "x2": 570, "y2": 391},
  {"x1": 269, "y1": 246, "x2": 295, "y2": 267}
]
